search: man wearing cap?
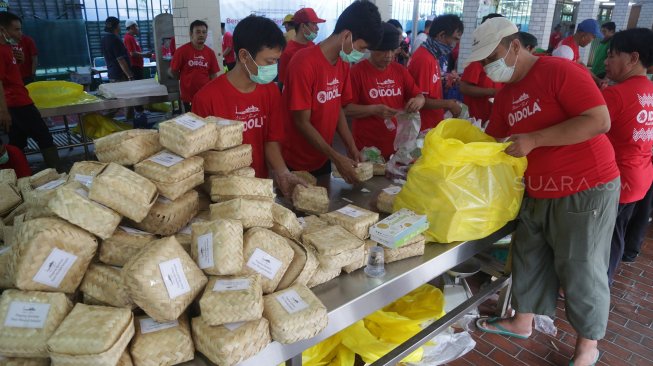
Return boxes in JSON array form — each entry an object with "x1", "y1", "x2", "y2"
[
  {"x1": 123, "y1": 19, "x2": 148, "y2": 125},
  {"x1": 467, "y1": 17, "x2": 619, "y2": 366},
  {"x1": 345, "y1": 22, "x2": 424, "y2": 159},
  {"x1": 101, "y1": 16, "x2": 134, "y2": 82},
  {"x1": 282, "y1": 14, "x2": 295, "y2": 42},
  {"x1": 553, "y1": 18, "x2": 603, "y2": 64},
  {"x1": 278, "y1": 8, "x2": 325, "y2": 86}
]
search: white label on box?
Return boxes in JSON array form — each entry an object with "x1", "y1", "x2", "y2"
[
  {"x1": 36, "y1": 179, "x2": 65, "y2": 191},
  {"x1": 149, "y1": 151, "x2": 184, "y2": 167},
  {"x1": 159, "y1": 258, "x2": 191, "y2": 299},
  {"x1": 246, "y1": 248, "x2": 282, "y2": 280},
  {"x1": 139, "y1": 317, "x2": 179, "y2": 334},
  {"x1": 175, "y1": 115, "x2": 206, "y2": 130},
  {"x1": 223, "y1": 321, "x2": 245, "y2": 331},
  {"x1": 337, "y1": 206, "x2": 365, "y2": 218},
  {"x1": 75, "y1": 188, "x2": 89, "y2": 198},
  {"x1": 297, "y1": 217, "x2": 307, "y2": 228},
  {"x1": 0, "y1": 246, "x2": 11, "y2": 255},
  {"x1": 276, "y1": 290, "x2": 309, "y2": 314},
  {"x1": 74, "y1": 174, "x2": 94, "y2": 188},
  {"x1": 383, "y1": 186, "x2": 401, "y2": 195},
  {"x1": 4, "y1": 301, "x2": 50, "y2": 329},
  {"x1": 213, "y1": 278, "x2": 250, "y2": 292},
  {"x1": 32, "y1": 248, "x2": 78, "y2": 288},
  {"x1": 197, "y1": 233, "x2": 214, "y2": 269},
  {"x1": 120, "y1": 226, "x2": 150, "y2": 235}
]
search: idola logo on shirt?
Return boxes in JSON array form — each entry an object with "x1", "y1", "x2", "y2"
[
  {"x1": 236, "y1": 105, "x2": 264, "y2": 131},
  {"x1": 188, "y1": 56, "x2": 208, "y2": 68},
  {"x1": 509, "y1": 100, "x2": 542, "y2": 126},
  {"x1": 317, "y1": 78, "x2": 342, "y2": 104},
  {"x1": 369, "y1": 79, "x2": 402, "y2": 99},
  {"x1": 636, "y1": 94, "x2": 653, "y2": 124}
]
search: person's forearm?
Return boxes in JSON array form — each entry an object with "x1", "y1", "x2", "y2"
[
  {"x1": 293, "y1": 111, "x2": 339, "y2": 160},
  {"x1": 459, "y1": 81, "x2": 495, "y2": 97},
  {"x1": 344, "y1": 104, "x2": 376, "y2": 119},
  {"x1": 336, "y1": 109, "x2": 357, "y2": 153},
  {"x1": 117, "y1": 58, "x2": 133, "y2": 79},
  {"x1": 265, "y1": 141, "x2": 289, "y2": 174},
  {"x1": 31, "y1": 56, "x2": 37, "y2": 75},
  {"x1": 423, "y1": 97, "x2": 454, "y2": 110},
  {"x1": 529, "y1": 106, "x2": 610, "y2": 148}
]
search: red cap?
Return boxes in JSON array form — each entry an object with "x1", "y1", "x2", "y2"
[{"x1": 293, "y1": 8, "x2": 325, "y2": 24}]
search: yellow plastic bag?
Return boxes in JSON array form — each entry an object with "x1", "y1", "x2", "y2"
[
  {"x1": 301, "y1": 333, "x2": 355, "y2": 366},
  {"x1": 394, "y1": 119, "x2": 527, "y2": 243},
  {"x1": 72, "y1": 113, "x2": 132, "y2": 139},
  {"x1": 27, "y1": 81, "x2": 98, "y2": 109}
]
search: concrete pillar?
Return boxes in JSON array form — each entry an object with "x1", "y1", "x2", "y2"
[
  {"x1": 612, "y1": 0, "x2": 633, "y2": 31},
  {"x1": 576, "y1": 0, "x2": 601, "y2": 64},
  {"x1": 528, "y1": 0, "x2": 558, "y2": 51},
  {"x1": 637, "y1": 0, "x2": 653, "y2": 29},
  {"x1": 172, "y1": 0, "x2": 223, "y2": 66},
  {"x1": 457, "y1": 0, "x2": 482, "y2": 73}
]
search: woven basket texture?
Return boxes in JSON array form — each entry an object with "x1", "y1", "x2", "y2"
[
  {"x1": 263, "y1": 284, "x2": 328, "y2": 343},
  {"x1": 0, "y1": 183, "x2": 21, "y2": 216},
  {"x1": 99, "y1": 227, "x2": 156, "y2": 267},
  {"x1": 0, "y1": 290, "x2": 73, "y2": 357},
  {"x1": 210, "y1": 167, "x2": 256, "y2": 179},
  {"x1": 242, "y1": 228, "x2": 294, "y2": 294},
  {"x1": 276, "y1": 238, "x2": 318, "y2": 290},
  {"x1": 0, "y1": 169, "x2": 17, "y2": 185},
  {"x1": 190, "y1": 219, "x2": 243, "y2": 276},
  {"x1": 0, "y1": 357, "x2": 51, "y2": 365},
  {"x1": 205, "y1": 117, "x2": 244, "y2": 151},
  {"x1": 376, "y1": 190, "x2": 397, "y2": 214},
  {"x1": 199, "y1": 274, "x2": 263, "y2": 325},
  {"x1": 13, "y1": 217, "x2": 97, "y2": 293},
  {"x1": 29, "y1": 169, "x2": 60, "y2": 189},
  {"x1": 134, "y1": 153, "x2": 204, "y2": 200},
  {"x1": 299, "y1": 216, "x2": 331, "y2": 243},
  {"x1": 199, "y1": 144, "x2": 252, "y2": 175},
  {"x1": 67, "y1": 161, "x2": 108, "y2": 183},
  {"x1": 116, "y1": 350, "x2": 133, "y2": 366},
  {"x1": 208, "y1": 176, "x2": 274, "y2": 202},
  {"x1": 291, "y1": 171, "x2": 317, "y2": 186},
  {"x1": 95, "y1": 129, "x2": 162, "y2": 166},
  {"x1": 131, "y1": 190, "x2": 199, "y2": 236},
  {"x1": 303, "y1": 225, "x2": 364, "y2": 257},
  {"x1": 79, "y1": 264, "x2": 134, "y2": 309},
  {"x1": 192, "y1": 316, "x2": 270, "y2": 366},
  {"x1": 89, "y1": 163, "x2": 157, "y2": 222},
  {"x1": 384, "y1": 235, "x2": 426, "y2": 263},
  {"x1": 373, "y1": 163, "x2": 386, "y2": 176},
  {"x1": 332, "y1": 162, "x2": 373, "y2": 182},
  {"x1": 307, "y1": 265, "x2": 341, "y2": 288},
  {"x1": 0, "y1": 243, "x2": 15, "y2": 288},
  {"x1": 47, "y1": 304, "x2": 134, "y2": 366},
  {"x1": 158, "y1": 113, "x2": 217, "y2": 158},
  {"x1": 130, "y1": 314, "x2": 194, "y2": 366},
  {"x1": 209, "y1": 198, "x2": 273, "y2": 229},
  {"x1": 292, "y1": 185, "x2": 329, "y2": 215},
  {"x1": 121, "y1": 236, "x2": 207, "y2": 322},
  {"x1": 343, "y1": 240, "x2": 376, "y2": 273},
  {"x1": 320, "y1": 205, "x2": 379, "y2": 240},
  {"x1": 271, "y1": 203, "x2": 302, "y2": 240}
]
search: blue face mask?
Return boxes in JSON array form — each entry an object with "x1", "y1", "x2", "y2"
[
  {"x1": 339, "y1": 36, "x2": 365, "y2": 64},
  {"x1": 0, "y1": 150, "x2": 8, "y2": 165},
  {"x1": 245, "y1": 52, "x2": 277, "y2": 84},
  {"x1": 304, "y1": 24, "x2": 318, "y2": 42}
]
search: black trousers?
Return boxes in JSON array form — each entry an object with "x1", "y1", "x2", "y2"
[
  {"x1": 623, "y1": 182, "x2": 653, "y2": 261},
  {"x1": 608, "y1": 202, "x2": 637, "y2": 284},
  {"x1": 8, "y1": 103, "x2": 54, "y2": 151}
]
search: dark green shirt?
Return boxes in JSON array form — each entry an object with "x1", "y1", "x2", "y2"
[{"x1": 592, "y1": 37, "x2": 611, "y2": 78}]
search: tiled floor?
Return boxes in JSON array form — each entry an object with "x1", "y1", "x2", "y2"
[{"x1": 447, "y1": 231, "x2": 653, "y2": 365}]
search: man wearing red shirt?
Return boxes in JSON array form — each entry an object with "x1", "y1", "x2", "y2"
[
  {"x1": 468, "y1": 18, "x2": 619, "y2": 366},
  {"x1": 124, "y1": 20, "x2": 148, "y2": 80},
  {"x1": 0, "y1": 143, "x2": 30, "y2": 178},
  {"x1": 221, "y1": 22, "x2": 235, "y2": 71},
  {"x1": 170, "y1": 20, "x2": 219, "y2": 112},
  {"x1": 345, "y1": 22, "x2": 424, "y2": 159},
  {"x1": 0, "y1": 12, "x2": 59, "y2": 170},
  {"x1": 193, "y1": 16, "x2": 305, "y2": 198},
  {"x1": 282, "y1": 0, "x2": 383, "y2": 184},
  {"x1": 407, "y1": 14, "x2": 462, "y2": 131},
  {"x1": 547, "y1": 24, "x2": 562, "y2": 54},
  {"x1": 553, "y1": 18, "x2": 602, "y2": 64},
  {"x1": 602, "y1": 28, "x2": 653, "y2": 284},
  {"x1": 278, "y1": 8, "x2": 325, "y2": 86}
]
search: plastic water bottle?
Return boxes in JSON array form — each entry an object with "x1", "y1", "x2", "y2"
[{"x1": 365, "y1": 246, "x2": 385, "y2": 277}]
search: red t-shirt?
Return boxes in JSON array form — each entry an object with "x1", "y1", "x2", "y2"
[
  {"x1": 486, "y1": 57, "x2": 619, "y2": 199},
  {"x1": 0, "y1": 44, "x2": 33, "y2": 107},
  {"x1": 170, "y1": 43, "x2": 219, "y2": 103},
  {"x1": 603, "y1": 75, "x2": 653, "y2": 204},
  {"x1": 350, "y1": 59, "x2": 421, "y2": 159},
  {"x1": 282, "y1": 45, "x2": 352, "y2": 171},
  {"x1": 123, "y1": 33, "x2": 143, "y2": 68},
  {"x1": 461, "y1": 61, "x2": 502, "y2": 123},
  {"x1": 557, "y1": 36, "x2": 580, "y2": 63},
  {"x1": 278, "y1": 40, "x2": 314, "y2": 84},
  {"x1": 222, "y1": 32, "x2": 235, "y2": 64},
  {"x1": 192, "y1": 74, "x2": 285, "y2": 178},
  {"x1": 549, "y1": 32, "x2": 562, "y2": 51},
  {"x1": 17, "y1": 35, "x2": 37, "y2": 79},
  {"x1": 407, "y1": 47, "x2": 444, "y2": 130},
  {"x1": 0, "y1": 144, "x2": 31, "y2": 178}
]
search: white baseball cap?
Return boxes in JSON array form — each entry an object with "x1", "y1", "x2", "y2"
[
  {"x1": 464, "y1": 17, "x2": 518, "y2": 66},
  {"x1": 125, "y1": 19, "x2": 137, "y2": 28}
]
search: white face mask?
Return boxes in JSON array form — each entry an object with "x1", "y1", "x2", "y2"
[{"x1": 484, "y1": 48, "x2": 518, "y2": 83}]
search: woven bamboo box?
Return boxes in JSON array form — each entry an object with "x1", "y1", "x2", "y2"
[
  {"x1": 291, "y1": 171, "x2": 317, "y2": 186},
  {"x1": 134, "y1": 152, "x2": 204, "y2": 200},
  {"x1": 292, "y1": 185, "x2": 329, "y2": 215},
  {"x1": 210, "y1": 198, "x2": 273, "y2": 229},
  {"x1": 210, "y1": 167, "x2": 256, "y2": 178},
  {"x1": 343, "y1": 240, "x2": 377, "y2": 273},
  {"x1": 271, "y1": 203, "x2": 303, "y2": 240},
  {"x1": 303, "y1": 225, "x2": 364, "y2": 269},
  {"x1": 130, "y1": 314, "x2": 194, "y2": 366},
  {"x1": 0, "y1": 357, "x2": 51, "y2": 365},
  {"x1": 0, "y1": 244, "x2": 15, "y2": 289},
  {"x1": 48, "y1": 182, "x2": 122, "y2": 240},
  {"x1": 0, "y1": 169, "x2": 17, "y2": 185},
  {"x1": 373, "y1": 163, "x2": 386, "y2": 176},
  {"x1": 307, "y1": 265, "x2": 341, "y2": 288},
  {"x1": 199, "y1": 144, "x2": 253, "y2": 174},
  {"x1": 0, "y1": 183, "x2": 21, "y2": 217},
  {"x1": 242, "y1": 228, "x2": 294, "y2": 294},
  {"x1": 117, "y1": 351, "x2": 133, "y2": 366},
  {"x1": 205, "y1": 117, "x2": 244, "y2": 151},
  {"x1": 159, "y1": 113, "x2": 217, "y2": 158},
  {"x1": 29, "y1": 169, "x2": 61, "y2": 189},
  {"x1": 23, "y1": 177, "x2": 68, "y2": 219},
  {"x1": 47, "y1": 304, "x2": 134, "y2": 366},
  {"x1": 79, "y1": 264, "x2": 134, "y2": 309},
  {"x1": 199, "y1": 274, "x2": 263, "y2": 325},
  {"x1": 89, "y1": 163, "x2": 158, "y2": 222},
  {"x1": 190, "y1": 219, "x2": 243, "y2": 276},
  {"x1": 95, "y1": 129, "x2": 162, "y2": 166},
  {"x1": 299, "y1": 215, "x2": 331, "y2": 243},
  {"x1": 16, "y1": 177, "x2": 31, "y2": 197},
  {"x1": 99, "y1": 226, "x2": 156, "y2": 267},
  {"x1": 263, "y1": 284, "x2": 328, "y2": 343},
  {"x1": 191, "y1": 316, "x2": 270, "y2": 366},
  {"x1": 208, "y1": 176, "x2": 274, "y2": 202},
  {"x1": 122, "y1": 236, "x2": 207, "y2": 322},
  {"x1": 66, "y1": 161, "x2": 108, "y2": 187},
  {"x1": 0, "y1": 290, "x2": 73, "y2": 357},
  {"x1": 131, "y1": 190, "x2": 199, "y2": 236},
  {"x1": 13, "y1": 218, "x2": 98, "y2": 293},
  {"x1": 377, "y1": 185, "x2": 401, "y2": 214},
  {"x1": 320, "y1": 205, "x2": 379, "y2": 240},
  {"x1": 384, "y1": 235, "x2": 426, "y2": 263},
  {"x1": 82, "y1": 293, "x2": 110, "y2": 307},
  {"x1": 276, "y1": 238, "x2": 318, "y2": 290},
  {"x1": 332, "y1": 162, "x2": 374, "y2": 182}
]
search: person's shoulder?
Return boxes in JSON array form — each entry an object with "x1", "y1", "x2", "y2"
[
  {"x1": 5, "y1": 144, "x2": 25, "y2": 156},
  {"x1": 289, "y1": 45, "x2": 318, "y2": 69},
  {"x1": 351, "y1": 59, "x2": 369, "y2": 72}
]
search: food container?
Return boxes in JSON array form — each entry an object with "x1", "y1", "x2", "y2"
[
  {"x1": 29, "y1": 169, "x2": 61, "y2": 189},
  {"x1": 79, "y1": 264, "x2": 134, "y2": 309},
  {"x1": 276, "y1": 238, "x2": 319, "y2": 290},
  {"x1": 291, "y1": 171, "x2": 317, "y2": 185},
  {"x1": 369, "y1": 208, "x2": 429, "y2": 248},
  {"x1": 209, "y1": 198, "x2": 273, "y2": 229},
  {"x1": 292, "y1": 185, "x2": 329, "y2": 215},
  {"x1": 199, "y1": 145, "x2": 253, "y2": 174},
  {"x1": 198, "y1": 274, "x2": 263, "y2": 325},
  {"x1": 332, "y1": 162, "x2": 373, "y2": 182},
  {"x1": 263, "y1": 284, "x2": 328, "y2": 343},
  {"x1": 134, "y1": 152, "x2": 204, "y2": 200},
  {"x1": 94, "y1": 129, "x2": 162, "y2": 166},
  {"x1": 320, "y1": 204, "x2": 379, "y2": 240},
  {"x1": 343, "y1": 240, "x2": 376, "y2": 273},
  {"x1": 241, "y1": 228, "x2": 294, "y2": 294},
  {"x1": 384, "y1": 235, "x2": 426, "y2": 263},
  {"x1": 158, "y1": 113, "x2": 217, "y2": 158},
  {"x1": 190, "y1": 219, "x2": 243, "y2": 276},
  {"x1": 307, "y1": 265, "x2": 341, "y2": 288},
  {"x1": 0, "y1": 243, "x2": 15, "y2": 289},
  {"x1": 205, "y1": 117, "x2": 244, "y2": 150},
  {"x1": 98, "y1": 226, "x2": 156, "y2": 267},
  {"x1": 131, "y1": 190, "x2": 199, "y2": 236},
  {"x1": 0, "y1": 169, "x2": 17, "y2": 185},
  {"x1": 377, "y1": 185, "x2": 401, "y2": 214},
  {"x1": 271, "y1": 203, "x2": 302, "y2": 240},
  {"x1": 0, "y1": 183, "x2": 21, "y2": 217},
  {"x1": 130, "y1": 314, "x2": 194, "y2": 366},
  {"x1": 208, "y1": 176, "x2": 274, "y2": 202},
  {"x1": 299, "y1": 215, "x2": 331, "y2": 243},
  {"x1": 66, "y1": 161, "x2": 107, "y2": 187},
  {"x1": 191, "y1": 317, "x2": 270, "y2": 366},
  {"x1": 303, "y1": 225, "x2": 364, "y2": 269}
]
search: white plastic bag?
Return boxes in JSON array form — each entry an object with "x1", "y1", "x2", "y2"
[{"x1": 406, "y1": 327, "x2": 476, "y2": 366}]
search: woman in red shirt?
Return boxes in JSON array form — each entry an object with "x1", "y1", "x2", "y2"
[{"x1": 602, "y1": 28, "x2": 653, "y2": 284}]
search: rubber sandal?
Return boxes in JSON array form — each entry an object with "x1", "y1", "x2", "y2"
[
  {"x1": 569, "y1": 350, "x2": 600, "y2": 366},
  {"x1": 475, "y1": 317, "x2": 530, "y2": 339}
]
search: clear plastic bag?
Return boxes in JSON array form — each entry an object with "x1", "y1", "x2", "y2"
[{"x1": 393, "y1": 112, "x2": 421, "y2": 151}]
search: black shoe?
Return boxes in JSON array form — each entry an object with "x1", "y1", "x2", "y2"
[{"x1": 621, "y1": 255, "x2": 637, "y2": 263}]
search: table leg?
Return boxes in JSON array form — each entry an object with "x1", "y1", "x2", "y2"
[
  {"x1": 63, "y1": 115, "x2": 73, "y2": 149},
  {"x1": 78, "y1": 113, "x2": 90, "y2": 159},
  {"x1": 285, "y1": 354, "x2": 302, "y2": 366},
  {"x1": 495, "y1": 276, "x2": 512, "y2": 318}
]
